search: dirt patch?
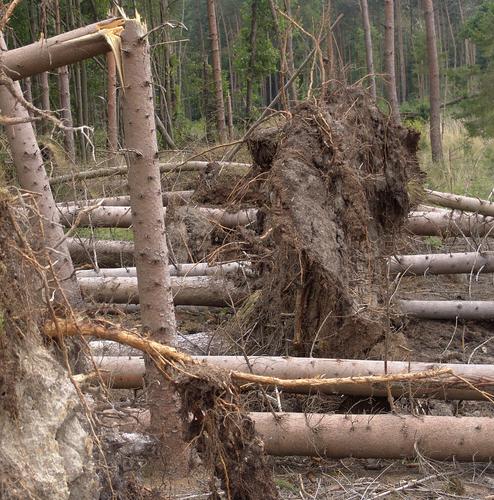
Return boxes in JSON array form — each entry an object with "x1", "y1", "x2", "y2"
[{"x1": 238, "y1": 87, "x2": 423, "y2": 357}]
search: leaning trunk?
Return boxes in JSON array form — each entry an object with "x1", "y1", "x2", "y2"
[{"x1": 384, "y1": 0, "x2": 401, "y2": 122}]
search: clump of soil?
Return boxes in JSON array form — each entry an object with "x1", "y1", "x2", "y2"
[{"x1": 241, "y1": 86, "x2": 422, "y2": 358}]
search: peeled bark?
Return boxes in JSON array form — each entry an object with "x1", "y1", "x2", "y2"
[
  {"x1": 407, "y1": 210, "x2": 494, "y2": 237},
  {"x1": 106, "y1": 51, "x2": 118, "y2": 165},
  {"x1": 94, "y1": 354, "x2": 494, "y2": 401},
  {"x1": 207, "y1": 0, "x2": 228, "y2": 143},
  {"x1": 1, "y1": 18, "x2": 119, "y2": 80},
  {"x1": 384, "y1": 0, "x2": 401, "y2": 122},
  {"x1": 78, "y1": 276, "x2": 246, "y2": 307},
  {"x1": 422, "y1": 0, "x2": 443, "y2": 162},
  {"x1": 57, "y1": 191, "x2": 194, "y2": 208},
  {"x1": 399, "y1": 300, "x2": 494, "y2": 320},
  {"x1": 77, "y1": 261, "x2": 252, "y2": 278},
  {"x1": 0, "y1": 35, "x2": 82, "y2": 309},
  {"x1": 389, "y1": 251, "x2": 494, "y2": 275},
  {"x1": 58, "y1": 205, "x2": 258, "y2": 229},
  {"x1": 254, "y1": 412, "x2": 494, "y2": 461},
  {"x1": 50, "y1": 161, "x2": 251, "y2": 184},
  {"x1": 425, "y1": 189, "x2": 494, "y2": 217},
  {"x1": 67, "y1": 237, "x2": 135, "y2": 267},
  {"x1": 359, "y1": 0, "x2": 377, "y2": 100}
]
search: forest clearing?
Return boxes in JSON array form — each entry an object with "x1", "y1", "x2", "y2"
[{"x1": 1, "y1": 0, "x2": 494, "y2": 498}]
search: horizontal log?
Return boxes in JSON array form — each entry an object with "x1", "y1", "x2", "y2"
[
  {"x1": 67, "y1": 237, "x2": 134, "y2": 267},
  {"x1": 407, "y1": 210, "x2": 494, "y2": 237},
  {"x1": 76, "y1": 261, "x2": 252, "y2": 278},
  {"x1": 2, "y1": 19, "x2": 119, "y2": 80},
  {"x1": 78, "y1": 276, "x2": 246, "y2": 307},
  {"x1": 389, "y1": 251, "x2": 494, "y2": 275},
  {"x1": 399, "y1": 300, "x2": 494, "y2": 320},
  {"x1": 57, "y1": 191, "x2": 194, "y2": 208},
  {"x1": 50, "y1": 161, "x2": 251, "y2": 184},
  {"x1": 59, "y1": 206, "x2": 258, "y2": 228},
  {"x1": 253, "y1": 412, "x2": 494, "y2": 461},
  {"x1": 426, "y1": 189, "x2": 494, "y2": 217},
  {"x1": 92, "y1": 355, "x2": 494, "y2": 400}
]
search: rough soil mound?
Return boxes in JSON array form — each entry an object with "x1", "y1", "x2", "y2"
[{"x1": 242, "y1": 87, "x2": 422, "y2": 358}]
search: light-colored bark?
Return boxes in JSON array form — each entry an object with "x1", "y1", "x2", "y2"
[
  {"x1": 2, "y1": 18, "x2": 119, "y2": 80},
  {"x1": 58, "y1": 191, "x2": 193, "y2": 208},
  {"x1": 67, "y1": 237, "x2": 135, "y2": 267},
  {"x1": 58, "y1": 205, "x2": 258, "y2": 229},
  {"x1": 389, "y1": 251, "x2": 494, "y2": 275},
  {"x1": 359, "y1": 0, "x2": 376, "y2": 100},
  {"x1": 396, "y1": 0, "x2": 407, "y2": 102},
  {"x1": 425, "y1": 189, "x2": 494, "y2": 217},
  {"x1": 254, "y1": 412, "x2": 494, "y2": 461},
  {"x1": 50, "y1": 160, "x2": 251, "y2": 184},
  {"x1": 422, "y1": 0, "x2": 443, "y2": 161},
  {"x1": 0, "y1": 35, "x2": 82, "y2": 309},
  {"x1": 384, "y1": 0, "x2": 401, "y2": 122},
  {"x1": 78, "y1": 275, "x2": 247, "y2": 307},
  {"x1": 106, "y1": 51, "x2": 118, "y2": 165},
  {"x1": 207, "y1": 0, "x2": 228, "y2": 143},
  {"x1": 77, "y1": 261, "x2": 252, "y2": 278},
  {"x1": 407, "y1": 210, "x2": 494, "y2": 237},
  {"x1": 245, "y1": 0, "x2": 259, "y2": 119},
  {"x1": 399, "y1": 300, "x2": 494, "y2": 320},
  {"x1": 93, "y1": 354, "x2": 494, "y2": 401}
]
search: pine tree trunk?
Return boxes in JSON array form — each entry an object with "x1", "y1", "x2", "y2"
[
  {"x1": 384, "y1": 0, "x2": 401, "y2": 122},
  {"x1": 0, "y1": 35, "x2": 82, "y2": 310},
  {"x1": 359, "y1": 0, "x2": 377, "y2": 100},
  {"x1": 120, "y1": 19, "x2": 188, "y2": 474},
  {"x1": 284, "y1": 0, "x2": 297, "y2": 102},
  {"x1": 396, "y1": 0, "x2": 407, "y2": 102},
  {"x1": 207, "y1": 0, "x2": 228, "y2": 143},
  {"x1": 422, "y1": 0, "x2": 443, "y2": 162},
  {"x1": 245, "y1": 0, "x2": 259, "y2": 119},
  {"x1": 106, "y1": 52, "x2": 118, "y2": 165}
]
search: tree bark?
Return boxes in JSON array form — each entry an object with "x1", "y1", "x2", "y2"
[
  {"x1": 93, "y1": 354, "x2": 494, "y2": 401},
  {"x1": 396, "y1": 0, "x2": 407, "y2": 102},
  {"x1": 120, "y1": 19, "x2": 187, "y2": 472},
  {"x1": 384, "y1": 0, "x2": 401, "y2": 122},
  {"x1": 399, "y1": 300, "x2": 494, "y2": 320},
  {"x1": 106, "y1": 51, "x2": 118, "y2": 166},
  {"x1": 422, "y1": 0, "x2": 443, "y2": 162},
  {"x1": 0, "y1": 35, "x2": 83, "y2": 310},
  {"x1": 390, "y1": 251, "x2": 494, "y2": 275},
  {"x1": 78, "y1": 276, "x2": 246, "y2": 307},
  {"x1": 67, "y1": 237, "x2": 135, "y2": 267},
  {"x1": 359, "y1": 0, "x2": 377, "y2": 100},
  {"x1": 425, "y1": 189, "x2": 494, "y2": 217},
  {"x1": 2, "y1": 19, "x2": 119, "y2": 80},
  {"x1": 254, "y1": 412, "x2": 494, "y2": 461},
  {"x1": 207, "y1": 0, "x2": 228, "y2": 143},
  {"x1": 245, "y1": 0, "x2": 259, "y2": 119},
  {"x1": 284, "y1": 0, "x2": 296, "y2": 102}
]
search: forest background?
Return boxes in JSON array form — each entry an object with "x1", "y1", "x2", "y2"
[{"x1": 3, "y1": 0, "x2": 494, "y2": 198}]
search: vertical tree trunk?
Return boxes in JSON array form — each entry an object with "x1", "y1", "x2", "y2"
[
  {"x1": 245, "y1": 0, "x2": 259, "y2": 119},
  {"x1": 384, "y1": 0, "x2": 401, "y2": 122},
  {"x1": 0, "y1": 36, "x2": 82, "y2": 310},
  {"x1": 106, "y1": 52, "x2": 118, "y2": 166},
  {"x1": 396, "y1": 0, "x2": 407, "y2": 102},
  {"x1": 226, "y1": 91, "x2": 234, "y2": 139},
  {"x1": 55, "y1": 0, "x2": 75, "y2": 161},
  {"x1": 284, "y1": 0, "x2": 297, "y2": 102},
  {"x1": 207, "y1": 0, "x2": 228, "y2": 143},
  {"x1": 422, "y1": 0, "x2": 443, "y2": 162},
  {"x1": 360, "y1": 0, "x2": 377, "y2": 100},
  {"x1": 120, "y1": 20, "x2": 188, "y2": 473}
]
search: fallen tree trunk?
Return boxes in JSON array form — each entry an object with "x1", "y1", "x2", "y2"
[
  {"x1": 91, "y1": 353, "x2": 494, "y2": 400},
  {"x1": 407, "y1": 210, "x2": 494, "y2": 237},
  {"x1": 399, "y1": 300, "x2": 494, "y2": 320},
  {"x1": 426, "y1": 189, "x2": 494, "y2": 217},
  {"x1": 57, "y1": 191, "x2": 194, "y2": 208},
  {"x1": 67, "y1": 238, "x2": 135, "y2": 267},
  {"x1": 78, "y1": 276, "x2": 247, "y2": 306},
  {"x1": 76, "y1": 261, "x2": 252, "y2": 278},
  {"x1": 389, "y1": 251, "x2": 494, "y2": 275},
  {"x1": 50, "y1": 161, "x2": 252, "y2": 185},
  {"x1": 1, "y1": 18, "x2": 121, "y2": 80},
  {"x1": 59, "y1": 206, "x2": 258, "y2": 228},
  {"x1": 253, "y1": 412, "x2": 494, "y2": 461}
]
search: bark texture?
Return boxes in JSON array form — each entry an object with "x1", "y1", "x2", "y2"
[
  {"x1": 422, "y1": 0, "x2": 443, "y2": 161},
  {"x1": 120, "y1": 19, "x2": 186, "y2": 472},
  {"x1": 384, "y1": 0, "x2": 401, "y2": 122},
  {"x1": 425, "y1": 189, "x2": 494, "y2": 216},
  {"x1": 106, "y1": 51, "x2": 118, "y2": 165},
  {"x1": 399, "y1": 299, "x2": 494, "y2": 320},
  {"x1": 359, "y1": 0, "x2": 377, "y2": 100}
]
